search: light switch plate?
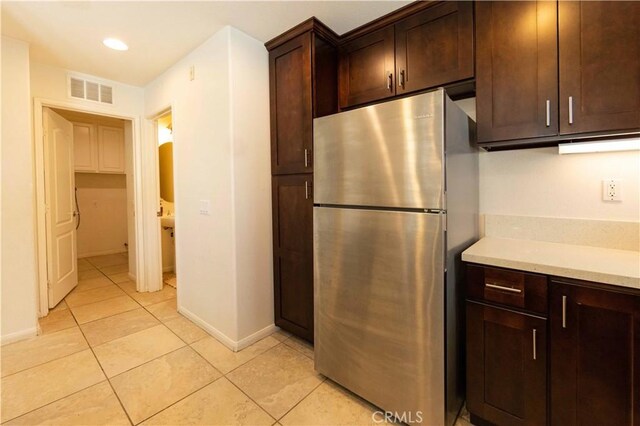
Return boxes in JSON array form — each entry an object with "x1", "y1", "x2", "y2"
[{"x1": 199, "y1": 199, "x2": 211, "y2": 215}]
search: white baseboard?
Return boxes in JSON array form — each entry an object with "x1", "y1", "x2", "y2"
[
  {"x1": 78, "y1": 248, "x2": 127, "y2": 258},
  {"x1": 162, "y1": 265, "x2": 175, "y2": 273},
  {"x1": 1, "y1": 327, "x2": 38, "y2": 346},
  {"x1": 177, "y1": 305, "x2": 276, "y2": 352},
  {"x1": 177, "y1": 306, "x2": 238, "y2": 351},
  {"x1": 235, "y1": 323, "x2": 278, "y2": 351}
]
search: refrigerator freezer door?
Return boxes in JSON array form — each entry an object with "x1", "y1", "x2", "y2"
[
  {"x1": 314, "y1": 207, "x2": 445, "y2": 425},
  {"x1": 314, "y1": 90, "x2": 444, "y2": 210}
]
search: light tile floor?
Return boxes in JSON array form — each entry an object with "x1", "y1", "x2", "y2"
[{"x1": 1, "y1": 254, "x2": 473, "y2": 425}]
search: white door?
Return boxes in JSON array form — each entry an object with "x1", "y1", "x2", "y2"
[{"x1": 44, "y1": 108, "x2": 78, "y2": 307}]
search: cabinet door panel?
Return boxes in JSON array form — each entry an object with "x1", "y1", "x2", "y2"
[
  {"x1": 550, "y1": 281, "x2": 639, "y2": 426},
  {"x1": 467, "y1": 302, "x2": 547, "y2": 426},
  {"x1": 338, "y1": 26, "x2": 395, "y2": 108},
  {"x1": 98, "y1": 126, "x2": 124, "y2": 173},
  {"x1": 269, "y1": 34, "x2": 313, "y2": 175},
  {"x1": 476, "y1": 1, "x2": 558, "y2": 143},
  {"x1": 272, "y1": 175, "x2": 313, "y2": 341},
  {"x1": 395, "y1": 1, "x2": 473, "y2": 95},
  {"x1": 73, "y1": 122, "x2": 97, "y2": 172},
  {"x1": 559, "y1": 1, "x2": 640, "y2": 134}
]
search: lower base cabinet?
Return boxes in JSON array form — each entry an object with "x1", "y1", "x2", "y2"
[
  {"x1": 467, "y1": 302, "x2": 547, "y2": 426},
  {"x1": 550, "y1": 280, "x2": 640, "y2": 426},
  {"x1": 467, "y1": 265, "x2": 640, "y2": 426}
]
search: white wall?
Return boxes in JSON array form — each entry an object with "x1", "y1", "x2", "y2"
[
  {"x1": 229, "y1": 28, "x2": 273, "y2": 341},
  {"x1": 455, "y1": 98, "x2": 640, "y2": 222},
  {"x1": 75, "y1": 173, "x2": 128, "y2": 257},
  {"x1": 145, "y1": 26, "x2": 272, "y2": 346},
  {"x1": 1, "y1": 37, "x2": 38, "y2": 343},
  {"x1": 480, "y1": 147, "x2": 640, "y2": 221}
]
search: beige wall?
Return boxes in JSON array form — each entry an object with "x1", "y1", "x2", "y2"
[
  {"x1": 1, "y1": 37, "x2": 38, "y2": 343},
  {"x1": 75, "y1": 173, "x2": 128, "y2": 257}
]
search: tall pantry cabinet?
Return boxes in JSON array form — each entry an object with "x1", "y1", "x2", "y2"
[{"x1": 266, "y1": 19, "x2": 339, "y2": 342}]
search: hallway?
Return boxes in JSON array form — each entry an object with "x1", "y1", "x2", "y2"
[{"x1": 1, "y1": 255, "x2": 393, "y2": 425}]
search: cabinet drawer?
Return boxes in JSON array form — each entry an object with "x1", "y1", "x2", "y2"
[{"x1": 467, "y1": 264, "x2": 548, "y2": 315}]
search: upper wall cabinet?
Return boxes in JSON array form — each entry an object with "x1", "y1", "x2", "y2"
[
  {"x1": 267, "y1": 19, "x2": 338, "y2": 175},
  {"x1": 338, "y1": 26, "x2": 395, "y2": 108},
  {"x1": 476, "y1": 1, "x2": 558, "y2": 143},
  {"x1": 73, "y1": 122, "x2": 125, "y2": 174},
  {"x1": 477, "y1": 0, "x2": 640, "y2": 147},
  {"x1": 339, "y1": 1, "x2": 474, "y2": 109},
  {"x1": 559, "y1": 1, "x2": 640, "y2": 135},
  {"x1": 73, "y1": 122, "x2": 98, "y2": 172},
  {"x1": 97, "y1": 126, "x2": 125, "y2": 174},
  {"x1": 395, "y1": 1, "x2": 474, "y2": 96}
]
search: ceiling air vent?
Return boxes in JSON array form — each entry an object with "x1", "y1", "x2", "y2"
[
  {"x1": 85, "y1": 81, "x2": 100, "y2": 101},
  {"x1": 67, "y1": 75, "x2": 114, "y2": 105},
  {"x1": 70, "y1": 77, "x2": 85, "y2": 99},
  {"x1": 100, "y1": 85, "x2": 113, "y2": 104}
]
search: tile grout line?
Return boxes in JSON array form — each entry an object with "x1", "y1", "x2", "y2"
[{"x1": 67, "y1": 297, "x2": 136, "y2": 426}]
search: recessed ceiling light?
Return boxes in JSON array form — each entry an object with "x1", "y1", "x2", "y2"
[{"x1": 103, "y1": 38, "x2": 128, "y2": 51}]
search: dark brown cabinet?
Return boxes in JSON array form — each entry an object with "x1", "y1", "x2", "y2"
[
  {"x1": 271, "y1": 174, "x2": 314, "y2": 341},
  {"x1": 466, "y1": 264, "x2": 548, "y2": 426},
  {"x1": 268, "y1": 34, "x2": 313, "y2": 175},
  {"x1": 395, "y1": 1, "x2": 474, "y2": 96},
  {"x1": 550, "y1": 279, "x2": 640, "y2": 426},
  {"x1": 477, "y1": 0, "x2": 640, "y2": 147},
  {"x1": 467, "y1": 302, "x2": 547, "y2": 426},
  {"x1": 338, "y1": 1, "x2": 474, "y2": 109},
  {"x1": 559, "y1": 1, "x2": 640, "y2": 135},
  {"x1": 266, "y1": 19, "x2": 338, "y2": 342},
  {"x1": 267, "y1": 20, "x2": 338, "y2": 175},
  {"x1": 338, "y1": 26, "x2": 395, "y2": 108},
  {"x1": 476, "y1": 1, "x2": 558, "y2": 143}
]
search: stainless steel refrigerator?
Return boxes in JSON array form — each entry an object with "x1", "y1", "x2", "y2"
[{"x1": 313, "y1": 89, "x2": 478, "y2": 426}]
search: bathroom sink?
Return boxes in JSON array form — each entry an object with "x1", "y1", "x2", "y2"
[{"x1": 160, "y1": 216, "x2": 175, "y2": 228}]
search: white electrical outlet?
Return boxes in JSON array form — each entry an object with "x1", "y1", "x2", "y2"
[
  {"x1": 602, "y1": 179, "x2": 622, "y2": 202},
  {"x1": 199, "y1": 199, "x2": 211, "y2": 215},
  {"x1": 189, "y1": 65, "x2": 195, "y2": 81}
]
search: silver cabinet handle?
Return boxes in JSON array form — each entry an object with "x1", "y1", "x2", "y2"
[
  {"x1": 398, "y1": 70, "x2": 405, "y2": 88},
  {"x1": 562, "y1": 295, "x2": 567, "y2": 328},
  {"x1": 485, "y1": 282, "x2": 522, "y2": 294},
  {"x1": 387, "y1": 72, "x2": 393, "y2": 91},
  {"x1": 305, "y1": 181, "x2": 309, "y2": 200},
  {"x1": 546, "y1": 100, "x2": 550, "y2": 127},
  {"x1": 532, "y1": 329, "x2": 537, "y2": 360},
  {"x1": 568, "y1": 96, "x2": 573, "y2": 125},
  {"x1": 304, "y1": 149, "x2": 309, "y2": 168}
]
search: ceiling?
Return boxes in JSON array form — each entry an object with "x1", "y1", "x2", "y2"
[{"x1": 1, "y1": 1, "x2": 411, "y2": 86}]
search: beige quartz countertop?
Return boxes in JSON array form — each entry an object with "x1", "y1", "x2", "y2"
[{"x1": 462, "y1": 237, "x2": 640, "y2": 290}]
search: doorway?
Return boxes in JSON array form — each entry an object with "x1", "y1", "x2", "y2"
[
  {"x1": 39, "y1": 106, "x2": 136, "y2": 309},
  {"x1": 156, "y1": 110, "x2": 177, "y2": 290}
]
